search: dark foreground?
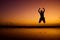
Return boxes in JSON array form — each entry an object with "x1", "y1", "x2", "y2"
[
  {"x1": 0, "y1": 25, "x2": 60, "y2": 28},
  {"x1": 0, "y1": 28, "x2": 60, "y2": 40}
]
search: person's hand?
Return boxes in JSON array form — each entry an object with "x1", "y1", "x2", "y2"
[
  {"x1": 39, "y1": 8, "x2": 41, "y2": 10},
  {"x1": 43, "y1": 8, "x2": 45, "y2": 9}
]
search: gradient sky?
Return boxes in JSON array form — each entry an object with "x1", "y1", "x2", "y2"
[{"x1": 0, "y1": 0, "x2": 60, "y2": 26}]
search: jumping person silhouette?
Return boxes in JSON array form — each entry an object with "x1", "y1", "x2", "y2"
[{"x1": 38, "y1": 8, "x2": 45, "y2": 23}]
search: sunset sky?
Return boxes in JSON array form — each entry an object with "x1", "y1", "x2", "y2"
[{"x1": 0, "y1": 0, "x2": 60, "y2": 26}]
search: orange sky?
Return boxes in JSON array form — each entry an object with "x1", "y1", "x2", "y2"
[{"x1": 0, "y1": 0, "x2": 60, "y2": 26}]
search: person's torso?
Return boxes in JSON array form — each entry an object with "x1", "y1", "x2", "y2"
[{"x1": 39, "y1": 11, "x2": 44, "y2": 18}]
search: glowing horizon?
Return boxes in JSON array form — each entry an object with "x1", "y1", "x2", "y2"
[{"x1": 0, "y1": 0, "x2": 60, "y2": 26}]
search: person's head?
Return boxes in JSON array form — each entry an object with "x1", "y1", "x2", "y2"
[{"x1": 40, "y1": 10, "x2": 42, "y2": 12}]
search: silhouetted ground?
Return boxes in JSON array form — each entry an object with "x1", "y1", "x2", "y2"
[
  {"x1": 0, "y1": 28, "x2": 60, "y2": 40},
  {"x1": 0, "y1": 25, "x2": 60, "y2": 28}
]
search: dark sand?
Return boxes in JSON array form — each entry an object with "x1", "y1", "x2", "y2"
[{"x1": 0, "y1": 28, "x2": 60, "y2": 40}]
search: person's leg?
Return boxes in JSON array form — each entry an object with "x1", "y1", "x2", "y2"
[
  {"x1": 39, "y1": 18, "x2": 41, "y2": 23},
  {"x1": 43, "y1": 17, "x2": 45, "y2": 23}
]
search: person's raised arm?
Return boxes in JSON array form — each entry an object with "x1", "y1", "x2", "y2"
[
  {"x1": 43, "y1": 8, "x2": 45, "y2": 12},
  {"x1": 38, "y1": 8, "x2": 40, "y2": 12}
]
